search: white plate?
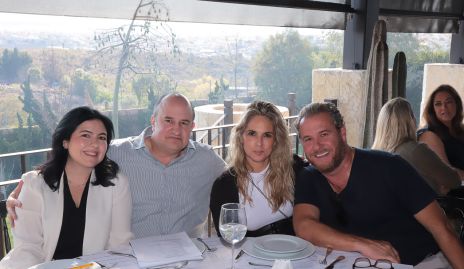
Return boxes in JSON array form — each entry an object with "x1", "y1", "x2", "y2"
[
  {"x1": 28, "y1": 259, "x2": 101, "y2": 269},
  {"x1": 243, "y1": 238, "x2": 315, "y2": 261},
  {"x1": 254, "y1": 234, "x2": 308, "y2": 253}
]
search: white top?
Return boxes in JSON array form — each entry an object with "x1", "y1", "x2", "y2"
[
  {"x1": 240, "y1": 166, "x2": 293, "y2": 231},
  {"x1": 0, "y1": 170, "x2": 133, "y2": 269}
]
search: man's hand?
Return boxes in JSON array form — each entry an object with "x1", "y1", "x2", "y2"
[
  {"x1": 7, "y1": 180, "x2": 23, "y2": 227},
  {"x1": 357, "y1": 238, "x2": 400, "y2": 263}
]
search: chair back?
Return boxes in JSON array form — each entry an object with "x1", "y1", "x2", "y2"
[
  {"x1": 0, "y1": 200, "x2": 11, "y2": 258},
  {"x1": 437, "y1": 194, "x2": 464, "y2": 242}
]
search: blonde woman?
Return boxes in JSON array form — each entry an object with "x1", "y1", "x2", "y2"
[
  {"x1": 372, "y1": 97, "x2": 460, "y2": 194},
  {"x1": 210, "y1": 101, "x2": 307, "y2": 236}
]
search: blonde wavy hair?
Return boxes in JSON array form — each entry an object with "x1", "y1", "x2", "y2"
[
  {"x1": 372, "y1": 97, "x2": 417, "y2": 152},
  {"x1": 227, "y1": 101, "x2": 294, "y2": 211}
]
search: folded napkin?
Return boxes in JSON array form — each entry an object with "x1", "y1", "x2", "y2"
[
  {"x1": 272, "y1": 259, "x2": 293, "y2": 269},
  {"x1": 130, "y1": 232, "x2": 203, "y2": 268}
]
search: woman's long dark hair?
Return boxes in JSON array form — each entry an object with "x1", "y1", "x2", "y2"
[
  {"x1": 38, "y1": 106, "x2": 119, "y2": 191},
  {"x1": 423, "y1": 84, "x2": 464, "y2": 141}
]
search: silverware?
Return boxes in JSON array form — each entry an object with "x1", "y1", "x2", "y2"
[
  {"x1": 319, "y1": 247, "x2": 333, "y2": 264},
  {"x1": 196, "y1": 237, "x2": 217, "y2": 252},
  {"x1": 248, "y1": 261, "x2": 273, "y2": 267},
  {"x1": 235, "y1": 249, "x2": 245, "y2": 260},
  {"x1": 325, "y1": 255, "x2": 345, "y2": 269}
]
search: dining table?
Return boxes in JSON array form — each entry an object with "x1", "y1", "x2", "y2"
[{"x1": 79, "y1": 236, "x2": 414, "y2": 269}]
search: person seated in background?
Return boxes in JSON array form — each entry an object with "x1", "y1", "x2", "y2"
[
  {"x1": 0, "y1": 107, "x2": 132, "y2": 269},
  {"x1": 210, "y1": 101, "x2": 307, "y2": 237},
  {"x1": 293, "y1": 102, "x2": 464, "y2": 268},
  {"x1": 7, "y1": 93, "x2": 226, "y2": 239},
  {"x1": 418, "y1": 84, "x2": 464, "y2": 180},
  {"x1": 372, "y1": 97, "x2": 461, "y2": 195}
]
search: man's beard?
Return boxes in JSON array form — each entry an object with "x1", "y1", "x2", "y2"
[{"x1": 313, "y1": 136, "x2": 346, "y2": 174}]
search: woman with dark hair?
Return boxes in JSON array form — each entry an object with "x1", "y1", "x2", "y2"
[
  {"x1": 418, "y1": 85, "x2": 464, "y2": 180},
  {"x1": 210, "y1": 101, "x2": 307, "y2": 237},
  {"x1": 0, "y1": 107, "x2": 132, "y2": 269}
]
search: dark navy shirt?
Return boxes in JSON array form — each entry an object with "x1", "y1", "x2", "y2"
[{"x1": 295, "y1": 149, "x2": 439, "y2": 265}]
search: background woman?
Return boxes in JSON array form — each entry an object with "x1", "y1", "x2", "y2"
[
  {"x1": 372, "y1": 97, "x2": 461, "y2": 194},
  {"x1": 0, "y1": 107, "x2": 132, "y2": 269},
  {"x1": 210, "y1": 101, "x2": 307, "y2": 236},
  {"x1": 418, "y1": 85, "x2": 464, "y2": 180}
]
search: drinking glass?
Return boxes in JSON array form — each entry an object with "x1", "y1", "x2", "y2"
[{"x1": 219, "y1": 203, "x2": 247, "y2": 269}]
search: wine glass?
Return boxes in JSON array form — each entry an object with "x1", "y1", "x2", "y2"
[{"x1": 219, "y1": 203, "x2": 247, "y2": 269}]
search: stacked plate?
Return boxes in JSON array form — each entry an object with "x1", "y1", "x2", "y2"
[{"x1": 242, "y1": 234, "x2": 315, "y2": 260}]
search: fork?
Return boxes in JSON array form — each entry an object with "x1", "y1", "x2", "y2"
[
  {"x1": 320, "y1": 247, "x2": 333, "y2": 264},
  {"x1": 196, "y1": 237, "x2": 217, "y2": 252}
]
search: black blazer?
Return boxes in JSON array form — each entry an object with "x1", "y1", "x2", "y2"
[{"x1": 209, "y1": 154, "x2": 308, "y2": 237}]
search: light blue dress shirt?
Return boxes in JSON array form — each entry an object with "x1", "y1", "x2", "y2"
[{"x1": 108, "y1": 127, "x2": 226, "y2": 238}]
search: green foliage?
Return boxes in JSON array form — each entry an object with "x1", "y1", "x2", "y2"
[
  {"x1": 95, "y1": 89, "x2": 112, "y2": 105},
  {"x1": 71, "y1": 68, "x2": 98, "y2": 102},
  {"x1": 388, "y1": 33, "x2": 449, "y2": 120},
  {"x1": 132, "y1": 76, "x2": 154, "y2": 106},
  {"x1": 17, "y1": 78, "x2": 55, "y2": 141},
  {"x1": 41, "y1": 50, "x2": 64, "y2": 87},
  {"x1": 16, "y1": 112, "x2": 23, "y2": 128},
  {"x1": 311, "y1": 31, "x2": 343, "y2": 69},
  {"x1": 0, "y1": 48, "x2": 32, "y2": 83},
  {"x1": 27, "y1": 67, "x2": 42, "y2": 83},
  {"x1": 208, "y1": 77, "x2": 229, "y2": 103},
  {"x1": 253, "y1": 30, "x2": 313, "y2": 107}
]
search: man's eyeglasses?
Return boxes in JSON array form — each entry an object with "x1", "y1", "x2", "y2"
[{"x1": 352, "y1": 257, "x2": 394, "y2": 269}]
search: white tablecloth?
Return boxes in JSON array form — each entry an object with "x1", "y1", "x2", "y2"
[{"x1": 80, "y1": 236, "x2": 413, "y2": 269}]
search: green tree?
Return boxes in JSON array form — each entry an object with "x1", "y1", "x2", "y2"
[
  {"x1": 94, "y1": 0, "x2": 178, "y2": 138},
  {"x1": 0, "y1": 48, "x2": 32, "y2": 83},
  {"x1": 253, "y1": 30, "x2": 313, "y2": 107},
  {"x1": 132, "y1": 76, "x2": 154, "y2": 106},
  {"x1": 42, "y1": 49, "x2": 64, "y2": 87},
  {"x1": 28, "y1": 67, "x2": 42, "y2": 84},
  {"x1": 18, "y1": 78, "x2": 56, "y2": 142},
  {"x1": 71, "y1": 68, "x2": 98, "y2": 104},
  {"x1": 311, "y1": 31, "x2": 343, "y2": 69},
  {"x1": 208, "y1": 77, "x2": 229, "y2": 104}
]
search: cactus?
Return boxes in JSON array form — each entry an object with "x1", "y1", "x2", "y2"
[
  {"x1": 392, "y1": 51, "x2": 407, "y2": 98},
  {"x1": 362, "y1": 20, "x2": 389, "y2": 148}
]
